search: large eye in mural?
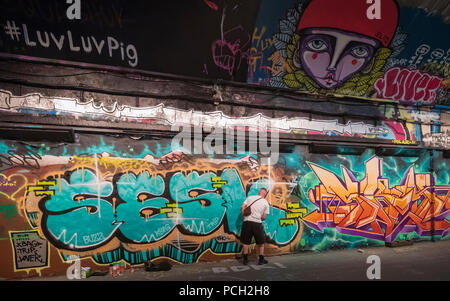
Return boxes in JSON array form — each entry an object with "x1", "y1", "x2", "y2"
[
  {"x1": 307, "y1": 39, "x2": 328, "y2": 52},
  {"x1": 350, "y1": 46, "x2": 370, "y2": 58}
]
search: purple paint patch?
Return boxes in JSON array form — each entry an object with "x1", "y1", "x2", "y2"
[{"x1": 0, "y1": 177, "x2": 19, "y2": 194}]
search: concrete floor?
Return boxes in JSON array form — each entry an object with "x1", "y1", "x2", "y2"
[{"x1": 19, "y1": 240, "x2": 450, "y2": 282}]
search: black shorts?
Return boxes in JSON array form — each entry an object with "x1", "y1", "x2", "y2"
[{"x1": 240, "y1": 221, "x2": 265, "y2": 245}]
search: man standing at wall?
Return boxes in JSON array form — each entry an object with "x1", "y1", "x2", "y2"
[{"x1": 240, "y1": 188, "x2": 270, "y2": 265}]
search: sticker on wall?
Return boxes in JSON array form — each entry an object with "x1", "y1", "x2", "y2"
[{"x1": 9, "y1": 230, "x2": 50, "y2": 276}]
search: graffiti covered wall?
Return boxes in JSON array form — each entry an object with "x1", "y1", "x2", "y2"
[
  {"x1": 0, "y1": 89, "x2": 449, "y2": 148},
  {"x1": 0, "y1": 135, "x2": 448, "y2": 278},
  {"x1": 0, "y1": 134, "x2": 301, "y2": 278},
  {"x1": 0, "y1": 0, "x2": 449, "y2": 279},
  {"x1": 248, "y1": 0, "x2": 449, "y2": 106},
  {"x1": 284, "y1": 146, "x2": 450, "y2": 251},
  {"x1": 1, "y1": 0, "x2": 448, "y2": 106}
]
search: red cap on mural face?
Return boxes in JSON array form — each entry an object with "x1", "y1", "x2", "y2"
[{"x1": 297, "y1": 0, "x2": 398, "y2": 47}]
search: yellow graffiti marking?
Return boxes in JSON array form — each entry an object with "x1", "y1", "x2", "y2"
[
  {"x1": 27, "y1": 180, "x2": 56, "y2": 197},
  {"x1": 27, "y1": 186, "x2": 44, "y2": 192},
  {"x1": 285, "y1": 211, "x2": 306, "y2": 219},
  {"x1": 279, "y1": 219, "x2": 296, "y2": 226},
  {"x1": 160, "y1": 205, "x2": 183, "y2": 218},
  {"x1": 37, "y1": 180, "x2": 56, "y2": 186},
  {"x1": 35, "y1": 190, "x2": 55, "y2": 196},
  {"x1": 279, "y1": 202, "x2": 307, "y2": 226},
  {"x1": 211, "y1": 176, "x2": 228, "y2": 188},
  {"x1": 287, "y1": 202, "x2": 300, "y2": 209},
  {"x1": 392, "y1": 139, "x2": 416, "y2": 145}
]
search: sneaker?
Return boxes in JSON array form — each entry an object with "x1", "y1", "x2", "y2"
[{"x1": 258, "y1": 258, "x2": 268, "y2": 265}]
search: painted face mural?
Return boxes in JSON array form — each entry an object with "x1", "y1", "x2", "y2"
[
  {"x1": 294, "y1": 28, "x2": 379, "y2": 89},
  {"x1": 290, "y1": 0, "x2": 398, "y2": 90},
  {"x1": 263, "y1": 0, "x2": 432, "y2": 100},
  {"x1": 259, "y1": 0, "x2": 449, "y2": 105}
]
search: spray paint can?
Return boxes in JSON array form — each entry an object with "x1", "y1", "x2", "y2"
[
  {"x1": 112, "y1": 264, "x2": 119, "y2": 277},
  {"x1": 130, "y1": 265, "x2": 134, "y2": 273},
  {"x1": 81, "y1": 267, "x2": 91, "y2": 279},
  {"x1": 85, "y1": 267, "x2": 91, "y2": 278}
]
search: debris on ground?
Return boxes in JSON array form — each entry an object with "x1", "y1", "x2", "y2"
[
  {"x1": 385, "y1": 240, "x2": 414, "y2": 248},
  {"x1": 90, "y1": 271, "x2": 109, "y2": 277},
  {"x1": 145, "y1": 260, "x2": 172, "y2": 272}
]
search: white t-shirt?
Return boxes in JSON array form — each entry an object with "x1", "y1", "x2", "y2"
[{"x1": 242, "y1": 195, "x2": 270, "y2": 223}]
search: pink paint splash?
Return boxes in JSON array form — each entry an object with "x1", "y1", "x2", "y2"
[
  {"x1": 204, "y1": 0, "x2": 219, "y2": 11},
  {"x1": 384, "y1": 121, "x2": 407, "y2": 140}
]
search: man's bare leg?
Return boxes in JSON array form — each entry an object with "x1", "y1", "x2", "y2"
[
  {"x1": 256, "y1": 244, "x2": 264, "y2": 256},
  {"x1": 242, "y1": 244, "x2": 249, "y2": 265}
]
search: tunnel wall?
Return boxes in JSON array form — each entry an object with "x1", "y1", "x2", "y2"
[{"x1": 0, "y1": 133, "x2": 448, "y2": 279}]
